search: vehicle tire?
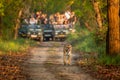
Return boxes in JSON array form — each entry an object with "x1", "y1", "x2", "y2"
[
  {"x1": 52, "y1": 37, "x2": 55, "y2": 41},
  {"x1": 60, "y1": 38, "x2": 62, "y2": 41},
  {"x1": 43, "y1": 37, "x2": 46, "y2": 41},
  {"x1": 47, "y1": 38, "x2": 49, "y2": 41},
  {"x1": 44, "y1": 37, "x2": 49, "y2": 41},
  {"x1": 60, "y1": 38, "x2": 65, "y2": 41}
]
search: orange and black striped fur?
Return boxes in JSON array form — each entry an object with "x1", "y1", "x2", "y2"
[{"x1": 63, "y1": 44, "x2": 72, "y2": 65}]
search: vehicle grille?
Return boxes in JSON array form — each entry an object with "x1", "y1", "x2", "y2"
[
  {"x1": 58, "y1": 31, "x2": 66, "y2": 35},
  {"x1": 31, "y1": 32, "x2": 37, "y2": 34},
  {"x1": 44, "y1": 32, "x2": 52, "y2": 34}
]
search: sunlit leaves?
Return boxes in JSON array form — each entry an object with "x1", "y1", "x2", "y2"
[
  {"x1": 33, "y1": 0, "x2": 75, "y2": 14},
  {"x1": 74, "y1": 9, "x2": 83, "y2": 17},
  {"x1": 0, "y1": 1, "x2": 4, "y2": 16}
]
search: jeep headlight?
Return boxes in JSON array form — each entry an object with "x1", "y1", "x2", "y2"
[
  {"x1": 38, "y1": 32, "x2": 41, "y2": 35},
  {"x1": 55, "y1": 32, "x2": 58, "y2": 35}
]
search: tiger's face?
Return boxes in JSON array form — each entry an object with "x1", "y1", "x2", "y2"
[
  {"x1": 65, "y1": 46, "x2": 71, "y2": 53},
  {"x1": 65, "y1": 45, "x2": 71, "y2": 55}
]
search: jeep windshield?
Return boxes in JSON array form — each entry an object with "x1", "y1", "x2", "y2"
[
  {"x1": 43, "y1": 24, "x2": 53, "y2": 29},
  {"x1": 54, "y1": 25, "x2": 67, "y2": 30},
  {"x1": 28, "y1": 25, "x2": 41, "y2": 29},
  {"x1": 43, "y1": 24, "x2": 54, "y2": 32}
]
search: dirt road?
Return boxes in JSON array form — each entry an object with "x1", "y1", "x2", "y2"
[{"x1": 25, "y1": 42, "x2": 96, "y2": 80}]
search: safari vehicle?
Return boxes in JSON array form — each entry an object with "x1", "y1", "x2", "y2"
[
  {"x1": 42, "y1": 24, "x2": 55, "y2": 41},
  {"x1": 18, "y1": 24, "x2": 43, "y2": 42},
  {"x1": 53, "y1": 25, "x2": 69, "y2": 41},
  {"x1": 18, "y1": 25, "x2": 28, "y2": 37}
]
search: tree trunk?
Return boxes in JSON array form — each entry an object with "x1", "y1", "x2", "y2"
[
  {"x1": 14, "y1": 9, "x2": 23, "y2": 40},
  {"x1": 107, "y1": 0, "x2": 120, "y2": 55},
  {"x1": 0, "y1": 16, "x2": 2, "y2": 37},
  {"x1": 84, "y1": 22, "x2": 92, "y2": 31},
  {"x1": 92, "y1": 0, "x2": 103, "y2": 30}
]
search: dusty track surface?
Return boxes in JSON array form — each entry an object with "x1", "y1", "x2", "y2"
[{"x1": 25, "y1": 41, "x2": 96, "y2": 80}]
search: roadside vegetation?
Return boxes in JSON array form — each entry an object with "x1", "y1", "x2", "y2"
[
  {"x1": 66, "y1": 22, "x2": 120, "y2": 79},
  {"x1": 67, "y1": 24, "x2": 105, "y2": 54},
  {"x1": 0, "y1": 38, "x2": 36, "y2": 54},
  {"x1": 67, "y1": 23, "x2": 120, "y2": 65}
]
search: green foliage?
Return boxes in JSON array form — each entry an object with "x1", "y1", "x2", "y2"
[
  {"x1": 0, "y1": 1, "x2": 4, "y2": 16},
  {"x1": 0, "y1": 38, "x2": 36, "y2": 53},
  {"x1": 74, "y1": 9, "x2": 83, "y2": 17},
  {"x1": 98, "y1": 54, "x2": 120, "y2": 65},
  {"x1": 67, "y1": 23, "x2": 106, "y2": 54},
  {"x1": 71, "y1": 0, "x2": 99, "y2": 33},
  {"x1": 67, "y1": 23, "x2": 120, "y2": 65},
  {"x1": 0, "y1": 0, "x2": 30, "y2": 39},
  {"x1": 33, "y1": 0, "x2": 75, "y2": 14}
]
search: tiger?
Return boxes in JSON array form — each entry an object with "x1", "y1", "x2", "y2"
[{"x1": 63, "y1": 43, "x2": 72, "y2": 65}]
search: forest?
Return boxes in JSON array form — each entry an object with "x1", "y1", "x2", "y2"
[{"x1": 0, "y1": 0, "x2": 120, "y2": 80}]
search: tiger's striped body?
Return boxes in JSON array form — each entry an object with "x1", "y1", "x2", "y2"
[{"x1": 63, "y1": 44, "x2": 72, "y2": 65}]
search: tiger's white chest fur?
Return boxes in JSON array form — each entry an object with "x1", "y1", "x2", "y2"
[{"x1": 65, "y1": 48, "x2": 71, "y2": 56}]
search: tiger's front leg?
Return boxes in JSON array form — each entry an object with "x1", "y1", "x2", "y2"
[
  {"x1": 67, "y1": 53, "x2": 72, "y2": 65},
  {"x1": 63, "y1": 53, "x2": 67, "y2": 65}
]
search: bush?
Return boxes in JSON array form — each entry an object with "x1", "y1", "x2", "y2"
[
  {"x1": 98, "y1": 54, "x2": 120, "y2": 65},
  {"x1": 67, "y1": 24, "x2": 120, "y2": 65},
  {"x1": 67, "y1": 25, "x2": 106, "y2": 54}
]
